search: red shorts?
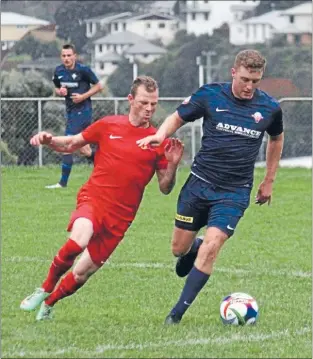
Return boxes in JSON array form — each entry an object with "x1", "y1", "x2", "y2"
[{"x1": 67, "y1": 202, "x2": 131, "y2": 267}]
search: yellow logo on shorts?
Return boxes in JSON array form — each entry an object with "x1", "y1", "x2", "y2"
[{"x1": 175, "y1": 214, "x2": 194, "y2": 223}]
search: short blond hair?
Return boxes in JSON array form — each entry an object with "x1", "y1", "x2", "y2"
[
  {"x1": 234, "y1": 49, "x2": 266, "y2": 71},
  {"x1": 130, "y1": 76, "x2": 158, "y2": 97}
]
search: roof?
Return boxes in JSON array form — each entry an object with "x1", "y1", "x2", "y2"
[
  {"x1": 17, "y1": 57, "x2": 61, "y2": 70},
  {"x1": 125, "y1": 42, "x2": 166, "y2": 55},
  {"x1": 124, "y1": 12, "x2": 178, "y2": 22},
  {"x1": 241, "y1": 10, "x2": 287, "y2": 29},
  {"x1": 259, "y1": 78, "x2": 301, "y2": 98},
  {"x1": 93, "y1": 30, "x2": 146, "y2": 45},
  {"x1": 84, "y1": 12, "x2": 132, "y2": 23},
  {"x1": 280, "y1": 2, "x2": 312, "y2": 16},
  {"x1": 1, "y1": 12, "x2": 50, "y2": 26},
  {"x1": 150, "y1": 1, "x2": 177, "y2": 11}
]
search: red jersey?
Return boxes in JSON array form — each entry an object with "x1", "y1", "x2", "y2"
[{"x1": 80, "y1": 115, "x2": 168, "y2": 222}]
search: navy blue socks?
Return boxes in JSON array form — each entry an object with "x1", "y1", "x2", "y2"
[{"x1": 59, "y1": 154, "x2": 73, "y2": 187}]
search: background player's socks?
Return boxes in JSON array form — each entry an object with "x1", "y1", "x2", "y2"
[
  {"x1": 59, "y1": 154, "x2": 73, "y2": 187},
  {"x1": 170, "y1": 266, "x2": 210, "y2": 319},
  {"x1": 42, "y1": 239, "x2": 83, "y2": 293},
  {"x1": 45, "y1": 272, "x2": 83, "y2": 306}
]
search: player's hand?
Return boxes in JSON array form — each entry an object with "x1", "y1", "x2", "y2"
[
  {"x1": 30, "y1": 131, "x2": 53, "y2": 146},
  {"x1": 59, "y1": 87, "x2": 68, "y2": 96},
  {"x1": 136, "y1": 134, "x2": 165, "y2": 148},
  {"x1": 71, "y1": 93, "x2": 85, "y2": 103},
  {"x1": 255, "y1": 180, "x2": 273, "y2": 206},
  {"x1": 164, "y1": 138, "x2": 184, "y2": 165}
]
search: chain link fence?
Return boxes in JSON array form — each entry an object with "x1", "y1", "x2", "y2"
[{"x1": 0, "y1": 97, "x2": 311, "y2": 166}]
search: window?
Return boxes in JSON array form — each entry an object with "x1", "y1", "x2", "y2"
[
  {"x1": 100, "y1": 62, "x2": 104, "y2": 70},
  {"x1": 123, "y1": 23, "x2": 126, "y2": 30},
  {"x1": 204, "y1": 13, "x2": 209, "y2": 21},
  {"x1": 158, "y1": 23, "x2": 165, "y2": 28},
  {"x1": 98, "y1": 44, "x2": 102, "y2": 52},
  {"x1": 204, "y1": 0, "x2": 209, "y2": 3},
  {"x1": 146, "y1": 23, "x2": 151, "y2": 28},
  {"x1": 294, "y1": 34, "x2": 301, "y2": 44},
  {"x1": 114, "y1": 23, "x2": 118, "y2": 31},
  {"x1": 289, "y1": 15, "x2": 294, "y2": 24},
  {"x1": 192, "y1": 13, "x2": 196, "y2": 21}
]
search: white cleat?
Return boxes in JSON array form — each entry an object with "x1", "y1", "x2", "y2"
[
  {"x1": 45, "y1": 183, "x2": 65, "y2": 189},
  {"x1": 36, "y1": 302, "x2": 53, "y2": 321},
  {"x1": 20, "y1": 288, "x2": 50, "y2": 311}
]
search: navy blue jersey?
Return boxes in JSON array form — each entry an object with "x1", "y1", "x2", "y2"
[
  {"x1": 177, "y1": 83, "x2": 283, "y2": 188},
  {"x1": 53, "y1": 62, "x2": 99, "y2": 113}
]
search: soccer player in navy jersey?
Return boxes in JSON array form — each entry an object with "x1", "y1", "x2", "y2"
[
  {"x1": 46, "y1": 44, "x2": 103, "y2": 189},
  {"x1": 137, "y1": 49, "x2": 284, "y2": 324}
]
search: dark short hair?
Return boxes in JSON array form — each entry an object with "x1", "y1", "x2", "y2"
[
  {"x1": 130, "y1": 76, "x2": 158, "y2": 97},
  {"x1": 62, "y1": 44, "x2": 76, "y2": 54},
  {"x1": 234, "y1": 49, "x2": 266, "y2": 71}
]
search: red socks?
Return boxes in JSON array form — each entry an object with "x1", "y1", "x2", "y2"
[
  {"x1": 45, "y1": 272, "x2": 83, "y2": 307},
  {"x1": 42, "y1": 239, "x2": 83, "y2": 293}
]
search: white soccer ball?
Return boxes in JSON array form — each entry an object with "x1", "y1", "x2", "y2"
[{"x1": 220, "y1": 292, "x2": 259, "y2": 325}]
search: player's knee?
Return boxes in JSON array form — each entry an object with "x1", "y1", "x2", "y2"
[
  {"x1": 71, "y1": 218, "x2": 94, "y2": 248},
  {"x1": 171, "y1": 239, "x2": 189, "y2": 257},
  {"x1": 73, "y1": 266, "x2": 96, "y2": 283}
]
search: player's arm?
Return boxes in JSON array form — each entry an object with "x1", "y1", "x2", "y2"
[
  {"x1": 156, "y1": 138, "x2": 184, "y2": 195},
  {"x1": 72, "y1": 68, "x2": 103, "y2": 103},
  {"x1": 30, "y1": 132, "x2": 88, "y2": 153},
  {"x1": 255, "y1": 107, "x2": 284, "y2": 205},
  {"x1": 137, "y1": 89, "x2": 207, "y2": 148}
]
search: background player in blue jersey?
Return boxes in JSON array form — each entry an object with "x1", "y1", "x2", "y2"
[
  {"x1": 46, "y1": 44, "x2": 103, "y2": 189},
  {"x1": 137, "y1": 49, "x2": 284, "y2": 324}
]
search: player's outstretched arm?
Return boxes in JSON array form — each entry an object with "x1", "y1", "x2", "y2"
[
  {"x1": 156, "y1": 138, "x2": 184, "y2": 195},
  {"x1": 30, "y1": 132, "x2": 88, "y2": 153},
  {"x1": 255, "y1": 133, "x2": 284, "y2": 205},
  {"x1": 137, "y1": 111, "x2": 185, "y2": 148}
]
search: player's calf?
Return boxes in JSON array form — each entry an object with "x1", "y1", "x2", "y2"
[{"x1": 175, "y1": 236, "x2": 203, "y2": 277}]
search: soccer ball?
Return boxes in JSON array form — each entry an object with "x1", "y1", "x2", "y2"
[{"x1": 220, "y1": 292, "x2": 259, "y2": 325}]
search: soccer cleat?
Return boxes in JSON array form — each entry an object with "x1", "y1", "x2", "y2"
[
  {"x1": 175, "y1": 236, "x2": 203, "y2": 277},
  {"x1": 45, "y1": 183, "x2": 66, "y2": 189},
  {"x1": 164, "y1": 313, "x2": 181, "y2": 325},
  {"x1": 36, "y1": 302, "x2": 53, "y2": 321},
  {"x1": 20, "y1": 288, "x2": 50, "y2": 311}
]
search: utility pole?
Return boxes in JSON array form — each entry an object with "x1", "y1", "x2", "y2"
[
  {"x1": 128, "y1": 56, "x2": 138, "y2": 80},
  {"x1": 196, "y1": 56, "x2": 204, "y2": 87},
  {"x1": 201, "y1": 50, "x2": 216, "y2": 84}
]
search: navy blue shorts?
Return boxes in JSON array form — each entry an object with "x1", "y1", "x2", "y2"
[
  {"x1": 175, "y1": 174, "x2": 251, "y2": 237},
  {"x1": 65, "y1": 110, "x2": 92, "y2": 136}
]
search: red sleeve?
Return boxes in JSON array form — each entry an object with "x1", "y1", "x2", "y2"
[
  {"x1": 156, "y1": 139, "x2": 169, "y2": 170},
  {"x1": 81, "y1": 119, "x2": 106, "y2": 144}
]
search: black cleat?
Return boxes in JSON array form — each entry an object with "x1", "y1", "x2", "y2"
[
  {"x1": 164, "y1": 313, "x2": 181, "y2": 325},
  {"x1": 175, "y1": 237, "x2": 203, "y2": 277}
]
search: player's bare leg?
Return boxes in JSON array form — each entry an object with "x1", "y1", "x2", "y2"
[{"x1": 171, "y1": 227, "x2": 203, "y2": 277}]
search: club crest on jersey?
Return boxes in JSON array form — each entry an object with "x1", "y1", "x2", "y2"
[
  {"x1": 251, "y1": 112, "x2": 263, "y2": 123},
  {"x1": 72, "y1": 73, "x2": 77, "y2": 79},
  {"x1": 182, "y1": 96, "x2": 191, "y2": 104}
]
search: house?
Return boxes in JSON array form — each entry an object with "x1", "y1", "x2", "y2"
[
  {"x1": 229, "y1": 2, "x2": 312, "y2": 46},
  {"x1": 85, "y1": 11, "x2": 182, "y2": 46},
  {"x1": 229, "y1": 10, "x2": 287, "y2": 45},
  {"x1": 182, "y1": 0, "x2": 259, "y2": 36},
  {"x1": 92, "y1": 30, "x2": 166, "y2": 78},
  {"x1": 273, "y1": 2, "x2": 312, "y2": 46},
  {"x1": 1, "y1": 12, "x2": 50, "y2": 51}
]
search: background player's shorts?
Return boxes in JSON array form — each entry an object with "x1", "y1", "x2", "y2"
[
  {"x1": 175, "y1": 174, "x2": 251, "y2": 237},
  {"x1": 65, "y1": 109, "x2": 92, "y2": 136},
  {"x1": 67, "y1": 202, "x2": 131, "y2": 267}
]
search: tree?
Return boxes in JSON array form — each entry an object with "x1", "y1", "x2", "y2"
[{"x1": 14, "y1": 36, "x2": 61, "y2": 60}]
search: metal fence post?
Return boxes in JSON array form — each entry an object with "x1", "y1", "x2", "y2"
[
  {"x1": 114, "y1": 99, "x2": 118, "y2": 115},
  {"x1": 38, "y1": 99, "x2": 43, "y2": 167}
]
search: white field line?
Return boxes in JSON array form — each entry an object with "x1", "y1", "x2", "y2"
[
  {"x1": 4, "y1": 256, "x2": 312, "y2": 278},
  {"x1": 3, "y1": 327, "x2": 311, "y2": 358}
]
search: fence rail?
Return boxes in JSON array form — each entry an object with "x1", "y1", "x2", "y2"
[{"x1": 1, "y1": 97, "x2": 312, "y2": 166}]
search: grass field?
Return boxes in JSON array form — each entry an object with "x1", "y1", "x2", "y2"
[{"x1": 1, "y1": 165, "x2": 312, "y2": 358}]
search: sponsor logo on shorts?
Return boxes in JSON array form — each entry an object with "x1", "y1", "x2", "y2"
[{"x1": 175, "y1": 214, "x2": 194, "y2": 223}]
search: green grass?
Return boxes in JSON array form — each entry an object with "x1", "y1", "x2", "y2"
[{"x1": 1, "y1": 165, "x2": 312, "y2": 358}]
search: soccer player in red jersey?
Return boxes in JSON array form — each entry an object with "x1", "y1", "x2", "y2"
[{"x1": 20, "y1": 76, "x2": 184, "y2": 321}]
